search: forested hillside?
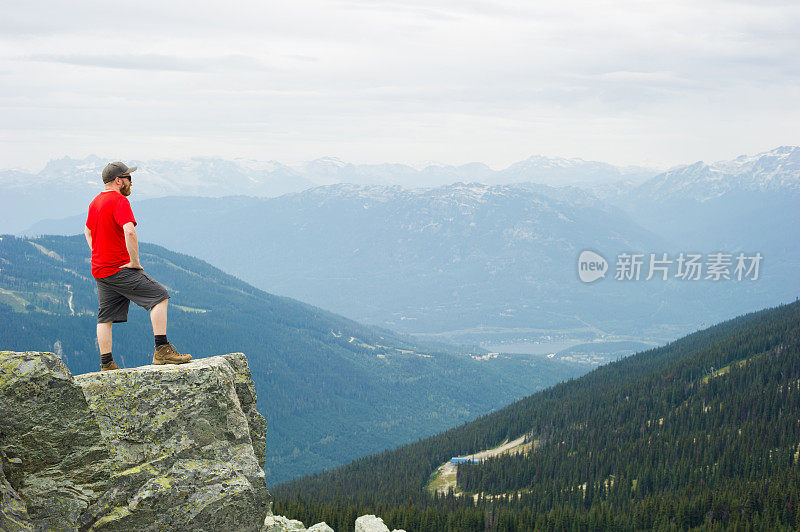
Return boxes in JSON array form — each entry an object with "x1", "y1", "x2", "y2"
[{"x1": 275, "y1": 299, "x2": 800, "y2": 531}]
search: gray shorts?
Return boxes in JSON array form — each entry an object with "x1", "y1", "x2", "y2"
[{"x1": 96, "y1": 267, "x2": 170, "y2": 324}]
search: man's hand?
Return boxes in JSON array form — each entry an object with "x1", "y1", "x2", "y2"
[{"x1": 122, "y1": 222, "x2": 141, "y2": 270}]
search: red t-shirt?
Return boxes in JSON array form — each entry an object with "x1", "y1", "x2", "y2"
[{"x1": 86, "y1": 191, "x2": 137, "y2": 278}]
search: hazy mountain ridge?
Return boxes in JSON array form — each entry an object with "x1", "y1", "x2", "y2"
[
  {"x1": 4, "y1": 146, "x2": 794, "y2": 203},
  {"x1": 1, "y1": 152, "x2": 658, "y2": 233},
  {"x1": 627, "y1": 145, "x2": 800, "y2": 202},
  {"x1": 606, "y1": 146, "x2": 800, "y2": 263},
  {"x1": 24, "y1": 180, "x2": 681, "y2": 340},
  {"x1": 15, "y1": 146, "x2": 800, "y2": 344},
  {"x1": 298, "y1": 181, "x2": 613, "y2": 216},
  {"x1": 491, "y1": 154, "x2": 656, "y2": 187},
  {"x1": 0, "y1": 155, "x2": 312, "y2": 197},
  {"x1": 0, "y1": 156, "x2": 311, "y2": 234}
]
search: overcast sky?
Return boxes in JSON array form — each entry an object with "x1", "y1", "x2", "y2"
[{"x1": 1, "y1": 0, "x2": 798, "y2": 171}]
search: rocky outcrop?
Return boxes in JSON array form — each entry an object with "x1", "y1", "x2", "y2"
[
  {"x1": 262, "y1": 513, "x2": 405, "y2": 532},
  {"x1": 75, "y1": 353, "x2": 271, "y2": 531},
  {"x1": 1, "y1": 452, "x2": 33, "y2": 531},
  {"x1": 225, "y1": 353, "x2": 269, "y2": 469},
  {"x1": 355, "y1": 515, "x2": 405, "y2": 532},
  {"x1": 306, "y1": 524, "x2": 336, "y2": 532},
  {"x1": 0, "y1": 350, "x2": 111, "y2": 530},
  {"x1": 0, "y1": 350, "x2": 271, "y2": 531},
  {"x1": 262, "y1": 513, "x2": 314, "y2": 531}
]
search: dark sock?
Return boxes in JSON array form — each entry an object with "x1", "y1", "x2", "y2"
[
  {"x1": 155, "y1": 334, "x2": 168, "y2": 348},
  {"x1": 101, "y1": 352, "x2": 113, "y2": 365}
]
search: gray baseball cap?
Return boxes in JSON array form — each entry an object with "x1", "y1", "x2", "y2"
[{"x1": 102, "y1": 161, "x2": 138, "y2": 183}]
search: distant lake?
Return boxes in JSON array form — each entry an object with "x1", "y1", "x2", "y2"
[
  {"x1": 484, "y1": 339, "x2": 660, "y2": 359},
  {"x1": 483, "y1": 340, "x2": 582, "y2": 355}
]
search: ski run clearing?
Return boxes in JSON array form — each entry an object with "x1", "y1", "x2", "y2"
[{"x1": 426, "y1": 435, "x2": 536, "y2": 499}]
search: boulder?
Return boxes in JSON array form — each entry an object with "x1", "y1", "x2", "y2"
[
  {"x1": 75, "y1": 353, "x2": 271, "y2": 531},
  {"x1": 261, "y1": 512, "x2": 334, "y2": 532},
  {"x1": 355, "y1": 514, "x2": 405, "y2": 532},
  {"x1": 307, "y1": 523, "x2": 335, "y2": 532},
  {"x1": 223, "y1": 353, "x2": 269, "y2": 468},
  {"x1": 0, "y1": 350, "x2": 110, "y2": 530},
  {"x1": 263, "y1": 513, "x2": 308, "y2": 531},
  {"x1": 355, "y1": 515, "x2": 389, "y2": 532},
  {"x1": 0, "y1": 350, "x2": 271, "y2": 531},
  {"x1": 1, "y1": 452, "x2": 33, "y2": 531}
]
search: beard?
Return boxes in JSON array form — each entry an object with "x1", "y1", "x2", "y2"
[{"x1": 120, "y1": 183, "x2": 132, "y2": 196}]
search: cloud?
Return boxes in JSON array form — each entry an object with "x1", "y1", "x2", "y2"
[
  {"x1": 0, "y1": 0, "x2": 798, "y2": 169},
  {"x1": 283, "y1": 54, "x2": 320, "y2": 63},
  {"x1": 24, "y1": 53, "x2": 265, "y2": 72}
]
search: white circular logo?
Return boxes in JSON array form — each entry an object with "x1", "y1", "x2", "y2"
[{"x1": 578, "y1": 250, "x2": 608, "y2": 283}]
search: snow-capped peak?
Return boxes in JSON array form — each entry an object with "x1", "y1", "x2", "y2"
[{"x1": 634, "y1": 146, "x2": 800, "y2": 201}]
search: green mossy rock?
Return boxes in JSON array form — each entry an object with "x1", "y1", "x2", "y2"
[
  {"x1": 0, "y1": 351, "x2": 271, "y2": 531},
  {"x1": 222, "y1": 353, "x2": 268, "y2": 469},
  {"x1": 0, "y1": 350, "x2": 110, "y2": 531},
  {"x1": 1, "y1": 453, "x2": 34, "y2": 531},
  {"x1": 75, "y1": 353, "x2": 271, "y2": 531}
]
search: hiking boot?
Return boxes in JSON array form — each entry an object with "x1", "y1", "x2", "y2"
[
  {"x1": 100, "y1": 360, "x2": 121, "y2": 371},
  {"x1": 153, "y1": 343, "x2": 192, "y2": 365}
]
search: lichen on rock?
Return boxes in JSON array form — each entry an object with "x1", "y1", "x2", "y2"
[
  {"x1": 0, "y1": 350, "x2": 110, "y2": 531},
  {"x1": 1, "y1": 452, "x2": 34, "y2": 531},
  {"x1": 0, "y1": 350, "x2": 272, "y2": 532},
  {"x1": 75, "y1": 353, "x2": 271, "y2": 531},
  {"x1": 223, "y1": 352, "x2": 268, "y2": 469}
]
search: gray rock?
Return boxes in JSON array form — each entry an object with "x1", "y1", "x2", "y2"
[
  {"x1": 1, "y1": 452, "x2": 34, "y2": 531},
  {"x1": 75, "y1": 354, "x2": 271, "y2": 531},
  {"x1": 307, "y1": 523, "x2": 334, "y2": 532},
  {"x1": 353, "y1": 515, "x2": 405, "y2": 532},
  {"x1": 260, "y1": 513, "x2": 335, "y2": 532},
  {"x1": 223, "y1": 353, "x2": 269, "y2": 469},
  {"x1": 355, "y1": 515, "x2": 390, "y2": 532},
  {"x1": 0, "y1": 350, "x2": 110, "y2": 531},
  {"x1": 263, "y1": 512, "x2": 308, "y2": 531},
  {"x1": 0, "y1": 351, "x2": 272, "y2": 531}
]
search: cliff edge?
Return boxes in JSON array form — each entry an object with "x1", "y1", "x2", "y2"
[{"x1": 0, "y1": 351, "x2": 271, "y2": 531}]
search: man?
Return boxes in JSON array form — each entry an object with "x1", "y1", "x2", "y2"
[{"x1": 84, "y1": 161, "x2": 191, "y2": 371}]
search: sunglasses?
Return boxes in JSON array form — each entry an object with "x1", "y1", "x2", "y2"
[{"x1": 118, "y1": 175, "x2": 132, "y2": 182}]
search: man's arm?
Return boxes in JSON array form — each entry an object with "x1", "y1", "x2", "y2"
[
  {"x1": 122, "y1": 222, "x2": 142, "y2": 269},
  {"x1": 84, "y1": 226, "x2": 92, "y2": 251}
]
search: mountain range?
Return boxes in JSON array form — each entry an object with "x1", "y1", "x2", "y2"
[
  {"x1": 23, "y1": 146, "x2": 799, "y2": 348},
  {"x1": 25, "y1": 181, "x2": 679, "y2": 339},
  {"x1": 609, "y1": 145, "x2": 800, "y2": 257},
  {"x1": 1, "y1": 153, "x2": 657, "y2": 234}
]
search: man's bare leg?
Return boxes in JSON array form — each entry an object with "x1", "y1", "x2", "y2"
[
  {"x1": 150, "y1": 298, "x2": 190, "y2": 364},
  {"x1": 150, "y1": 299, "x2": 168, "y2": 335},
  {"x1": 97, "y1": 322, "x2": 113, "y2": 354}
]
